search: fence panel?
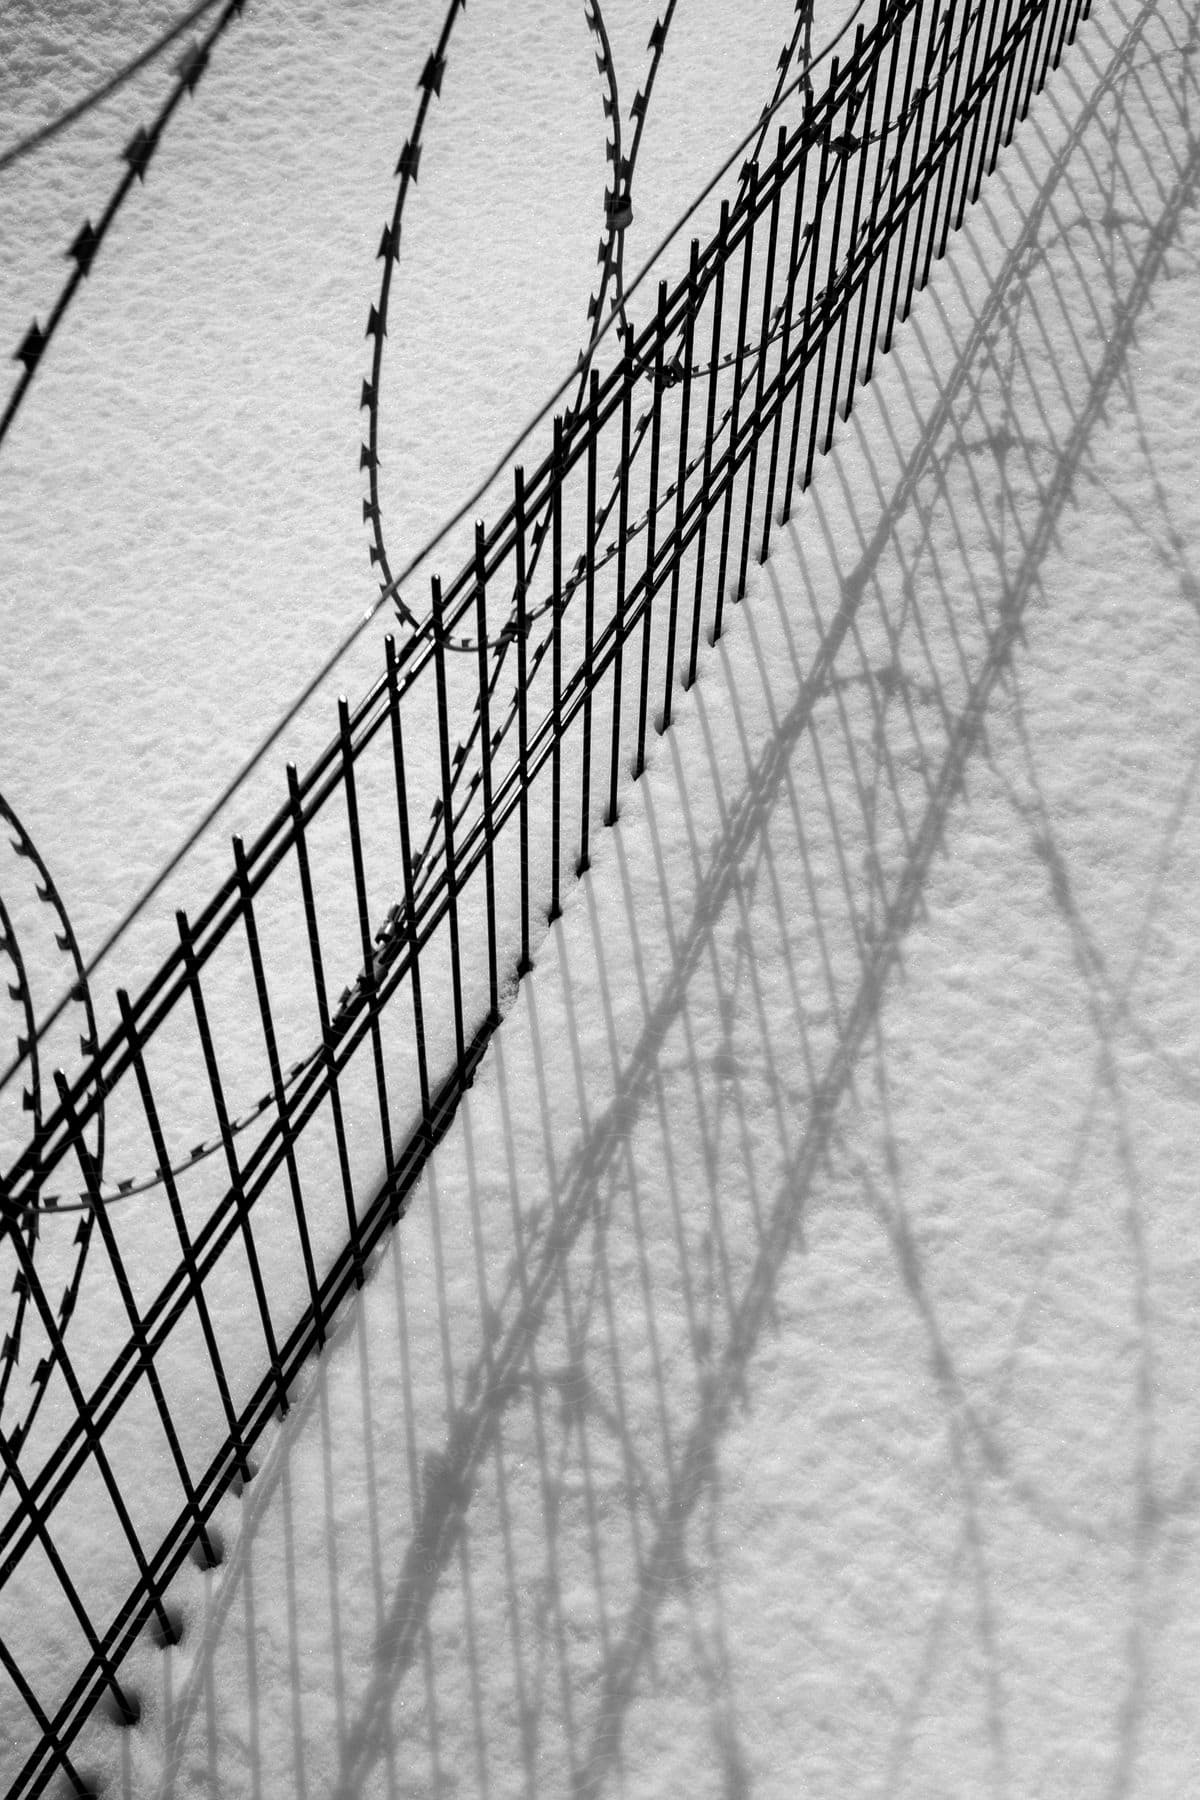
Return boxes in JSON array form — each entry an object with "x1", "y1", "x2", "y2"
[{"x1": 0, "y1": 0, "x2": 1092, "y2": 1787}]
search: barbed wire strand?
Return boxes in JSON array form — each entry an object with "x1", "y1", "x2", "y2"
[
  {"x1": 0, "y1": 0, "x2": 225, "y2": 175},
  {"x1": 0, "y1": 0, "x2": 891, "y2": 1118}
]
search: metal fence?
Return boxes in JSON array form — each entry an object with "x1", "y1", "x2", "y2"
[{"x1": 0, "y1": 0, "x2": 1090, "y2": 1788}]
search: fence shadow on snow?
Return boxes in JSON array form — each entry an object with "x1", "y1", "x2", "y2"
[
  {"x1": 52, "y1": 0, "x2": 1200, "y2": 1791},
  {"x1": 0, "y1": 0, "x2": 1168, "y2": 1789}
]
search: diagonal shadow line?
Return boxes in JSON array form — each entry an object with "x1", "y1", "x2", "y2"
[
  {"x1": 565, "y1": 87, "x2": 1200, "y2": 1800},
  {"x1": 313, "y1": 81, "x2": 1200, "y2": 1798},
  {"x1": 138, "y1": 6, "x2": 1190, "y2": 1790}
]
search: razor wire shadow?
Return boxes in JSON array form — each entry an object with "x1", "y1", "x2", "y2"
[
  {"x1": 0, "y1": 0, "x2": 1144, "y2": 1791},
  {"x1": 119, "y1": 4, "x2": 1200, "y2": 1793}
]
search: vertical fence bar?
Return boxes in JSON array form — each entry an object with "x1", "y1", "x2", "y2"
[
  {"x1": 0, "y1": 1621, "x2": 89, "y2": 1800},
  {"x1": 1028, "y1": 0, "x2": 1064, "y2": 100},
  {"x1": 852, "y1": 11, "x2": 903, "y2": 393},
  {"x1": 473, "y1": 524, "x2": 500, "y2": 1027},
  {"x1": 577, "y1": 377, "x2": 598, "y2": 875},
  {"x1": 0, "y1": 1414, "x2": 140, "y2": 1726},
  {"x1": 955, "y1": 0, "x2": 1005, "y2": 227},
  {"x1": 687, "y1": 201, "x2": 729, "y2": 686},
  {"x1": 339, "y1": 697, "x2": 396, "y2": 1178},
  {"x1": 998, "y1": 0, "x2": 1039, "y2": 158},
  {"x1": 232, "y1": 834, "x2": 322, "y2": 1342},
  {"x1": 760, "y1": 126, "x2": 809, "y2": 560},
  {"x1": 429, "y1": 575, "x2": 467, "y2": 1071},
  {"x1": 714, "y1": 177, "x2": 757, "y2": 641},
  {"x1": 607, "y1": 353, "x2": 633, "y2": 826},
  {"x1": 1064, "y1": 0, "x2": 1090, "y2": 53},
  {"x1": 384, "y1": 636, "x2": 433, "y2": 1153},
  {"x1": 982, "y1": 0, "x2": 1025, "y2": 185},
  {"x1": 1014, "y1": 0, "x2": 1056, "y2": 139},
  {"x1": 784, "y1": 116, "x2": 830, "y2": 505},
  {"x1": 287, "y1": 762, "x2": 363, "y2": 1288},
  {"x1": 118, "y1": 986, "x2": 250, "y2": 1483},
  {"x1": 804, "y1": 67, "x2": 850, "y2": 489},
  {"x1": 823, "y1": 29, "x2": 875, "y2": 448},
  {"x1": 937, "y1": 0, "x2": 990, "y2": 255},
  {"x1": 865, "y1": 0, "x2": 923, "y2": 378},
  {"x1": 4, "y1": 1219, "x2": 169, "y2": 1647},
  {"x1": 919, "y1": 0, "x2": 970, "y2": 289},
  {"x1": 902, "y1": 0, "x2": 960, "y2": 321},
  {"x1": 511, "y1": 475, "x2": 533, "y2": 974},
  {"x1": 176, "y1": 908, "x2": 288, "y2": 1411},
  {"x1": 738, "y1": 136, "x2": 782, "y2": 598},
  {"x1": 635, "y1": 282, "x2": 667, "y2": 777},
  {"x1": 55, "y1": 1069, "x2": 204, "y2": 1628},
  {"x1": 549, "y1": 416, "x2": 564, "y2": 922},
  {"x1": 883, "y1": 6, "x2": 941, "y2": 351},
  {"x1": 661, "y1": 239, "x2": 699, "y2": 731},
  {"x1": 1046, "y1": 0, "x2": 1073, "y2": 71}
]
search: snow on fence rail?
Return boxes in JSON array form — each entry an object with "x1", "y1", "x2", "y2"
[{"x1": 0, "y1": 0, "x2": 1090, "y2": 1788}]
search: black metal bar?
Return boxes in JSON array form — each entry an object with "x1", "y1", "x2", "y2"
[
  {"x1": 339, "y1": 696, "x2": 396, "y2": 1180},
  {"x1": 1046, "y1": 0, "x2": 1073, "y2": 70},
  {"x1": 232, "y1": 834, "x2": 323, "y2": 1343},
  {"x1": 3, "y1": 1220, "x2": 166, "y2": 1657},
  {"x1": 0, "y1": 1416, "x2": 141, "y2": 1726},
  {"x1": 286, "y1": 761, "x2": 363, "y2": 1288},
  {"x1": 760, "y1": 125, "x2": 809, "y2": 559},
  {"x1": 714, "y1": 170, "x2": 757, "y2": 641},
  {"x1": 883, "y1": 9, "x2": 940, "y2": 351},
  {"x1": 1064, "y1": 0, "x2": 1090, "y2": 53},
  {"x1": 902, "y1": 0, "x2": 960, "y2": 321},
  {"x1": 804, "y1": 70, "x2": 849, "y2": 488},
  {"x1": 1015, "y1": 0, "x2": 1056, "y2": 138},
  {"x1": 852, "y1": 11, "x2": 903, "y2": 393},
  {"x1": 176, "y1": 907, "x2": 288, "y2": 1415},
  {"x1": 54, "y1": 1069, "x2": 199, "y2": 1638},
  {"x1": 118, "y1": 986, "x2": 249, "y2": 1484},
  {"x1": 661, "y1": 239, "x2": 699, "y2": 732},
  {"x1": 784, "y1": 120, "x2": 830, "y2": 506},
  {"x1": 918, "y1": 0, "x2": 971, "y2": 288},
  {"x1": 737, "y1": 139, "x2": 780, "y2": 597},
  {"x1": 511, "y1": 475, "x2": 533, "y2": 975},
  {"x1": 864, "y1": 0, "x2": 922, "y2": 381},
  {"x1": 955, "y1": 0, "x2": 1005, "y2": 228},
  {"x1": 429, "y1": 574, "x2": 467, "y2": 1070},
  {"x1": 384, "y1": 635, "x2": 433, "y2": 1150},
  {"x1": 937, "y1": 0, "x2": 990, "y2": 257},
  {"x1": 635, "y1": 282, "x2": 667, "y2": 777},
  {"x1": 998, "y1": 0, "x2": 1040, "y2": 158},
  {"x1": 577, "y1": 376, "x2": 599, "y2": 874},
  {"x1": 473, "y1": 523, "x2": 500, "y2": 1026},
  {"x1": 980, "y1": 0, "x2": 1024, "y2": 187},
  {"x1": 549, "y1": 416, "x2": 564, "y2": 921},
  {"x1": 0, "y1": 1619, "x2": 91, "y2": 1800},
  {"x1": 823, "y1": 28, "x2": 875, "y2": 448},
  {"x1": 606, "y1": 354, "x2": 633, "y2": 826},
  {"x1": 1032, "y1": 0, "x2": 1067, "y2": 96},
  {"x1": 687, "y1": 199, "x2": 729, "y2": 687}
]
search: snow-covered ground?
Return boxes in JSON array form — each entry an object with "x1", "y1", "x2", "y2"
[{"x1": 4, "y1": 0, "x2": 1200, "y2": 1793}]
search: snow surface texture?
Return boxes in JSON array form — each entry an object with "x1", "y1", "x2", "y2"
[
  {"x1": 3, "y1": 0, "x2": 1200, "y2": 1795},
  {"x1": 0, "y1": 0, "x2": 847, "y2": 1013},
  {"x1": 20, "y1": 0, "x2": 1192, "y2": 1794}
]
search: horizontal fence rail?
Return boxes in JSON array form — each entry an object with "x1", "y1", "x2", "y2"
[{"x1": 0, "y1": 0, "x2": 1092, "y2": 1788}]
